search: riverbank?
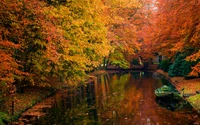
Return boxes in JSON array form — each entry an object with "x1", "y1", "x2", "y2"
[
  {"x1": 5, "y1": 70, "x2": 107, "y2": 124},
  {"x1": 4, "y1": 69, "x2": 200, "y2": 124},
  {"x1": 0, "y1": 87, "x2": 55, "y2": 124},
  {"x1": 157, "y1": 69, "x2": 200, "y2": 112},
  {"x1": 10, "y1": 70, "x2": 200, "y2": 125}
]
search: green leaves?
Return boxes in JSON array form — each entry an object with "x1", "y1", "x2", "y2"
[
  {"x1": 0, "y1": 112, "x2": 11, "y2": 125},
  {"x1": 168, "y1": 51, "x2": 198, "y2": 77},
  {"x1": 109, "y1": 49, "x2": 130, "y2": 69}
]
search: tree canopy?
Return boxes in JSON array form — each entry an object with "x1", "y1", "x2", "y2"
[
  {"x1": 0, "y1": 0, "x2": 112, "y2": 90},
  {"x1": 0, "y1": 0, "x2": 199, "y2": 94},
  {"x1": 139, "y1": 0, "x2": 200, "y2": 76}
]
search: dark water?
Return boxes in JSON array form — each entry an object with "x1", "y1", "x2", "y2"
[{"x1": 33, "y1": 71, "x2": 200, "y2": 125}]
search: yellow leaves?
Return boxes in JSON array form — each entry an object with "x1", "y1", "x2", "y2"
[
  {"x1": 123, "y1": 0, "x2": 142, "y2": 8},
  {"x1": 106, "y1": 0, "x2": 141, "y2": 9},
  {"x1": 0, "y1": 0, "x2": 110, "y2": 86},
  {"x1": 93, "y1": 42, "x2": 111, "y2": 57}
]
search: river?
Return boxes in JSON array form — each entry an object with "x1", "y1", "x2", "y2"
[{"x1": 31, "y1": 71, "x2": 200, "y2": 125}]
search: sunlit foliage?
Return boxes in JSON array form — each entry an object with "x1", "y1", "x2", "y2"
[
  {"x1": 104, "y1": 0, "x2": 142, "y2": 67},
  {"x1": 0, "y1": 0, "x2": 111, "y2": 92}
]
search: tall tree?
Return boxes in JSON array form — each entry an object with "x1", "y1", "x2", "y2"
[
  {"x1": 0, "y1": 0, "x2": 112, "y2": 91},
  {"x1": 43, "y1": 0, "x2": 111, "y2": 83},
  {"x1": 140, "y1": 0, "x2": 200, "y2": 76},
  {"x1": 104, "y1": 0, "x2": 142, "y2": 68}
]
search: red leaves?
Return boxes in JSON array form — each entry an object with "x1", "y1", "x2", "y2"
[
  {"x1": 0, "y1": 39, "x2": 22, "y2": 83},
  {"x1": 189, "y1": 63, "x2": 200, "y2": 77},
  {"x1": 140, "y1": 0, "x2": 200, "y2": 56},
  {"x1": 0, "y1": 40, "x2": 20, "y2": 49},
  {"x1": 0, "y1": 50, "x2": 21, "y2": 83},
  {"x1": 137, "y1": 0, "x2": 200, "y2": 76}
]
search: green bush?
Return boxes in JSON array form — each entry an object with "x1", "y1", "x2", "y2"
[
  {"x1": 131, "y1": 59, "x2": 139, "y2": 65},
  {"x1": 0, "y1": 112, "x2": 11, "y2": 125},
  {"x1": 168, "y1": 51, "x2": 198, "y2": 77},
  {"x1": 158, "y1": 59, "x2": 172, "y2": 72},
  {"x1": 109, "y1": 49, "x2": 130, "y2": 69},
  {"x1": 111, "y1": 60, "x2": 130, "y2": 69}
]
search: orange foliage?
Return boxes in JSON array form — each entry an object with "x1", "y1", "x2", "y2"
[
  {"x1": 0, "y1": 40, "x2": 22, "y2": 84},
  {"x1": 139, "y1": 0, "x2": 200, "y2": 75},
  {"x1": 189, "y1": 62, "x2": 200, "y2": 77},
  {"x1": 1, "y1": 0, "x2": 111, "y2": 88},
  {"x1": 105, "y1": 0, "x2": 142, "y2": 63}
]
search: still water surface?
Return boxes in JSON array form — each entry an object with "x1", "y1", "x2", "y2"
[{"x1": 34, "y1": 71, "x2": 199, "y2": 125}]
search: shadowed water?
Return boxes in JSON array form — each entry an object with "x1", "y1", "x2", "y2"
[{"x1": 33, "y1": 71, "x2": 200, "y2": 125}]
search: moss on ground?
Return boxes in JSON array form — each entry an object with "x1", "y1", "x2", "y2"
[
  {"x1": 157, "y1": 69, "x2": 200, "y2": 112},
  {"x1": 188, "y1": 94, "x2": 200, "y2": 111}
]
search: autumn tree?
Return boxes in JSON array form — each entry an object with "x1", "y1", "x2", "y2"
[
  {"x1": 42, "y1": 0, "x2": 111, "y2": 84},
  {"x1": 104, "y1": 0, "x2": 142, "y2": 68},
  {"x1": 0, "y1": 0, "x2": 30, "y2": 93},
  {"x1": 0, "y1": 0, "x2": 112, "y2": 93},
  {"x1": 140, "y1": 0, "x2": 200, "y2": 76}
]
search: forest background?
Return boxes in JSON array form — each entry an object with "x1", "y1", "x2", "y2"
[{"x1": 0, "y1": 0, "x2": 199, "y2": 104}]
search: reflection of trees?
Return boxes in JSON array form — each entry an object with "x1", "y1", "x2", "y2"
[
  {"x1": 47, "y1": 99, "x2": 96, "y2": 125},
  {"x1": 35, "y1": 72, "x2": 198, "y2": 125},
  {"x1": 96, "y1": 73, "x2": 129, "y2": 107},
  {"x1": 94, "y1": 73, "x2": 129, "y2": 119},
  {"x1": 94, "y1": 73, "x2": 144, "y2": 123},
  {"x1": 37, "y1": 87, "x2": 98, "y2": 125},
  {"x1": 120, "y1": 85, "x2": 143, "y2": 115},
  {"x1": 64, "y1": 100, "x2": 96, "y2": 125}
]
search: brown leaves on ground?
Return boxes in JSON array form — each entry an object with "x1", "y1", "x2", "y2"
[
  {"x1": 157, "y1": 70, "x2": 200, "y2": 94},
  {"x1": 157, "y1": 69, "x2": 200, "y2": 111},
  {"x1": 2, "y1": 87, "x2": 52, "y2": 116}
]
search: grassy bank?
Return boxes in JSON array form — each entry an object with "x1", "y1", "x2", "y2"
[{"x1": 157, "y1": 69, "x2": 200, "y2": 112}]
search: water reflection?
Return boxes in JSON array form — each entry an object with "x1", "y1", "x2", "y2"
[
  {"x1": 155, "y1": 96, "x2": 188, "y2": 112},
  {"x1": 35, "y1": 72, "x2": 199, "y2": 125}
]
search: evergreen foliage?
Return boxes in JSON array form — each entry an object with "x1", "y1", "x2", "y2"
[
  {"x1": 168, "y1": 50, "x2": 198, "y2": 77},
  {"x1": 158, "y1": 59, "x2": 172, "y2": 72},
  {"x1": 131, "y1": 59, "x2": 139, "y2": 65}
]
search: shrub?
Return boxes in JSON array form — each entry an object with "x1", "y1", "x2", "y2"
[
  {"x1": 131, "y1": 59, "x2": 139, "y2": 65},
  {"x1": 111, "y1": 60, "x2": 130, "y2": 69},
  {"x1": 158, "y1": 59, "x2": 172, "y2": 72},
  {"x1": 168, "y1": 51, "x2": 198, "y2": 77},
  {"x1": 0, "y1": 112, "x2": 11, "y2": 125}
]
